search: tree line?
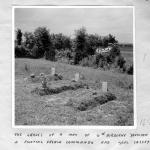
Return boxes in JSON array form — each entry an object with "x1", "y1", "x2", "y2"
[
  {"x1": 15, "y1": 26, "x2": 133, "y2": 74},
  {"x1": 15, "y1": 27, "x2": 117, "y2": 63}
]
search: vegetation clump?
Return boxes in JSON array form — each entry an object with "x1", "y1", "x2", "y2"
[{"x1": 15, "y1": 26, "x2": 133, "y2": 74}]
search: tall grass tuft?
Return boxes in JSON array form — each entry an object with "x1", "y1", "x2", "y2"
[{"x1": 24, "y1": 63, "x2": 30, "y2": 73}]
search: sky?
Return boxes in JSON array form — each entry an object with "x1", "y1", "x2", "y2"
[{"x1": 15, "y1": 7, "x2": 133, "y2": 43}]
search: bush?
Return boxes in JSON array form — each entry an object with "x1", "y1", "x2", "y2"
[
  {"x1": 45, "y1": 50, "x2": 56, "y2": 61},
  {"x1": 79, "y1": 49, "x2": 126, "y2": 71},
  {"x1": 115, "y1": 77, "x2": 133, "y2": 89},
  {"x1": 80, "y1": 55, "x2": 96, "y2": 67},
  {"x1": 15, "y1": 45, "x2": 27, "y2": 57},
  {"x1": 55, "y1": 49, "x2": 73, "y2": 62},
  {"x1": 126, "y1": 64, "x2": 133, "y2": 75},
  {"x1": 110, "y1": 45, "x2": 120, "y2": 59},
  {"x1": 31, "y1": 45, "x2": 43, "y2": 58},
  {"x1": 116, "y1": 55, "x2": 126, "y2": 69}
]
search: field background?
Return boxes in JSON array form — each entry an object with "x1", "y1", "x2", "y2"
[{"x1": 15, "y1": 47, "x2": 134, "y2": 126}]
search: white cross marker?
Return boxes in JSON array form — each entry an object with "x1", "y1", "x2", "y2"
[
  {"x1": 75, "y1": 73, "x2": 80, "y2": 82},
  {"x1": 102, "y1": 81, "x2": 108, "y2": 92},
  {"x1": 51, "y1": 67, "x2": 55, "y2": 76}
]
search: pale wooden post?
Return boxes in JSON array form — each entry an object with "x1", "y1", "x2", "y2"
[
  {"x1": 102, "y1": 81, "x2": 108, "y2": 92},
  {"x1": 51, "y1": 67, "x2": 55, "y2": 76},
  {"x1": 75, "y1": 73, "x2": 80, "y2": 82}
]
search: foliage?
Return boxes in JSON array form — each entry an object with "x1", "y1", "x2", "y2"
[
  {"x1": 31, "y1": 45, "x2": 41, "y2": 58},
  {"x1": 24, "y1": 32, "x2": 35, "y2": 49},
  {"x1": 16, "y1": 29, "x2": 22, "y2": 45},
  {"x1": 44, "y1": 50, "x2": 56, "y2": 61},
  {"x1": 14, "y1": 26, "x2": 133, "y2": 75},
  {"x1": 86, "y1": 34, "x2": 102, "y2": 55},
  {"x1": 80, "y1": 55, "x2": 96, "y2": 67},
  {"x1": 15, "y1": 45, "x2": 27, "y2": 57},
  {"x1": 126, "y1": 64, "x2": 133, "y2": 75},
  {"x1": 34, "y1": 27, "x2": 52, "y2": 57},
  {"x1": 51, "y1": 33, "x2": 72, "y2": 50},
  {"x1": 116, "y1": 55, "x2": 126, "y2": 69},
  {"x1": 74, "y1": 27, "x2": 88, "y2": 64}
]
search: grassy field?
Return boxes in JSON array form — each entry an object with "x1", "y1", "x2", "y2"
[{"x1": 15, "y1": 58, "x2": 134, "y2": 126}]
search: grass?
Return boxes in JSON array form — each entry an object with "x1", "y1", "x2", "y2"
[{"x1": 15, "y1": 58, "x2": 134, "y2": 126}]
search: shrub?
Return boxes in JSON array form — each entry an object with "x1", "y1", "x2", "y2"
[
  {"x1": 109, "y1": 44, "x2": 120, "y2": 59},
  {"x1": 24, "y1": 63, "x2": 30, "y2": 72},
  {"x1": 79, "y1": 49, "x2": 126, "y2": 71},
  {"x1": 15, "y1": 45, "x2": 27, "y2": 57},
  {"x1": 94, "y1": 44, "x2": 121, "y2": 69},
  {"x1": 80, "y1": 55, "x2": 96, "y2": 67},
  {"x1": 116, "y1": 55, "x2": 126, "y2": 69},
  {"x1": 126, "y1": 64, "x2": 133, "y2": 75},
  {"x1": 45, "y1": 50, "x2": 56, "y2": 61},
  {"x1": 55, "y1": 49, "x2": 73, "y2": 63},
  {"x1": 115, "y1": 77, "x2": 133, "y2": 89},
  {"x1": 31, "y1": 45, "x2": 42, "y2": 58}
]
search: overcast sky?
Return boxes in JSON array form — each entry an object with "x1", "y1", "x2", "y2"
[{"x1": 15, "y1": 7, "x2": 133, "y2": 43}]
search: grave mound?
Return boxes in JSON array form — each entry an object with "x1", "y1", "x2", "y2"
[
  {"x1": 66, "y1": 92, "x2": 116, "y2": 111},
  {"x1": 31, "y1": 80, "x2": 86, "y2": 96}
]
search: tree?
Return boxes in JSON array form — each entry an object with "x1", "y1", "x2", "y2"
[
  {"x1": 16, "y1": 29, "x2": 22, "y2": 45},
  {"x1": 53, "y1": 33, "x2": 64, "y2": 50},
  {"x1": 86, "y1": 34, "x2": 102, "y2": 55},
  {"x1": 102, "y1": 34, "x2": 118, "y2": 47},
  {"x1": 24, "y1": 32, "x2": 35, "y2": 49},
  {"x1": 34, "y1": 27, "x2": 52, "y2": 58},
  {"x1": 63, "y1": 36, "x2": 72, "y2": 50},
  {"x1": 102, "y1": 36, "x2": 109, "y2": 47},
  {"x1": 108, "y1": 34, "x2": 118, "y2": 44},
  {"x1": 74, "y1": 27, "x2": 87, "y2": 64},
  {"x1": 52, "y1": 33, "x2": 72, "y2": 51}
]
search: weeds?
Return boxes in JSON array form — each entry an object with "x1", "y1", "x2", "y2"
[{"x1": 24, "y1": 63, "x2": 30, "y2": 72}]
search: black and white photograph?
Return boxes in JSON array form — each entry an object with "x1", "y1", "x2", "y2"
[{"x1": 13, "y1": 6, "x2": 135, "y2": 127}]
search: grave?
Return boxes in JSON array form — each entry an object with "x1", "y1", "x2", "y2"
[
  {"x1": 51, "y1": 67, "x2": 55, "y2": 76},
  {"x1": 102, "y1": 82, "x2": 108, "y2": 92},
  {"x1": 74, "y1": 73, "x2": 80, "y2": 82},
  {"x1": 31, "y1": 80, "x2": 86, "y2": 96}
]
